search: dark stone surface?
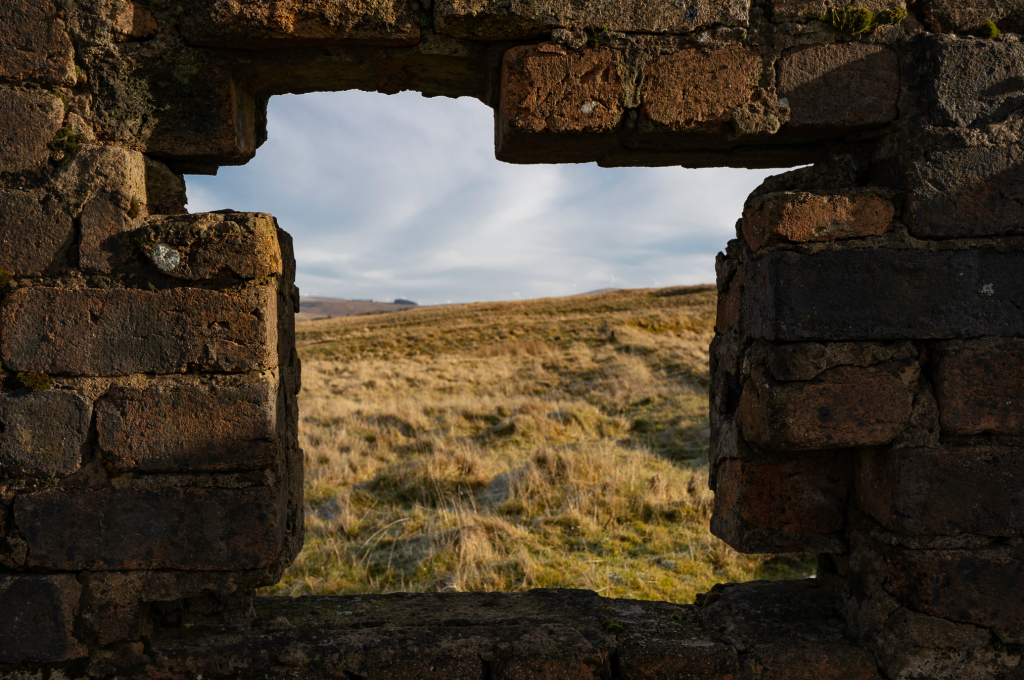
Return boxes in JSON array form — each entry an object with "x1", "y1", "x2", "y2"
[
  {"x1": 0, "y1": 575, "x2": 84, "y2": 663},
  {"x1": 0, "y1": 0, "x2": 76, "y2": 86},
  {"x1": 0, "y1": 88, "x2": 65, "y2": 175},
  {"x1": 0, "y1": 390, "x2": 91, "y2": 477},
  {"x1": 0, "y1": 286, "x2": 278, "y2": 375},
  {"x1": 928, "y1": 37, "x2": 1024, "y2": 128},
  {"x1": 138, "y1": 582, "x2": 876, "y2": 680},
  {"x1": 934, "y1": 338, "x2": 1024, "y2": 435},
  {"x1": 859, "y1": 444, "x2": 1024, "y2": 537},
  {"x1": 0, "y1": 189, "x2": 75, "y2": 275},
  {"x1": 96, "y1": 382, "x2": 279, "y2": 472},
  {"x1": 15, "y1": 485, "x2": 285, "y2": 570},
  {"x1": 742, "y1": 248, "x2": 1024, "y2": 341}
]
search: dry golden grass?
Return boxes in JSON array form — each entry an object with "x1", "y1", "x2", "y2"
[{"x1": 265, "y1": 286, "x2": 814, "y2": 602}]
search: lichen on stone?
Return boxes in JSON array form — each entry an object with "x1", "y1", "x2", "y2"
[
  {"x1": 980, "y1": 21, "x2": 1002, "y2": 39},
  {"x1": 17, "y1": 371, "x2": 51, "y2": 392},
  {"x1": 820, "y1": 5, "x2": 906, "y2": 35}
]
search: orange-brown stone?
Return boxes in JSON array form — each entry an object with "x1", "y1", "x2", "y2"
[
  {"x1": 934, "y1": 338, "x2": 1024, "y2": 435},
  {"x1": 742, "y1": 190, "x2": 895, "y2": 250}
]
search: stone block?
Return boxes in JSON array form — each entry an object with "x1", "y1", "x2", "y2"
[
  {"x1": 741, "y1": 248, "x2": 1024, "y2": 341},
  {"x1": 737, "y1": 359, "x2": 918, "y2": 451},
  {"x1": 145, "y1": 156, "x2": 188, "y2": 215},
  {"x1": 497, "y1": 44, "x2": 624, "y2": 163},
  {"x1": 0, "y1": 390, "x2": 91, "y2": 477},
  {"x1": 0, "y1": 0, "x2": 76, "y2": 86},
  {"x1": 15, "y1": 485, "x2": 285, "y2": 570},
  {"x1": 859, "y1": 445, "x2": 1024, "y2": 537},
  {"x1": 0, "y1": 575, "x2": 84, "y2": 663},
  {"x1": 78, "y1": 193, "x2": 141, "y2": 273},
  {"x1": 0, "y1": 189, "x2": 75, "y2": 276},
  {"x1": 742, "y1": 190, "x2": 894, "y2": 250},
  {"x1": 0, "y1": 286, "x2": 278, "y2": 376},
  {"x1": 434, "y1": 0, "x2": 750, "y2": 40},
  {"x1": 90, "y1": 53, "x2": 260, "y2": 171},
  {"x1": 906, "y1": 145, "x2": 1024, "y2": 238},
  {"x1": 711, "y1": 455, "x2": 850, "y2": 553},
  {"x1": 179, "y1": 0, "x2": 419, "y2": 47},
  {"x1": 777, "y1": 44, "x2": 899, "y2": 135},
  {"x1": 49, "y1": 144, "x2": 148, "y2": 217},
  {"x1": 0, "y1": 88, "x2": 65, "y2": 174},
  {"x1": 770, "y1": 0, "x2": 906, "y2": 22},
  {"x1": 933, "y1": 338, "x2": 1024, "y2": 435},
  {"x1": 137, "y1": 212, "x2": 284, "y2": 280},
  {"x1": 884, "y1": 545, "x2": 1024, "y2": 641},
  {"x1": 928, "y1": 38, "x2": 1024, "y2": 128},
  {"x1": 112, "y1": 1, "x2": 161, "y2": 42},
  {"x1": 637, "y1": 45, "x2": 766, "y2": 137},
  {"x1": 96, "y1": 382, "x2": 278, "y2": 472},
  {"x1": 919, "y1": 0, "x2": 1024, "y2": 33}
]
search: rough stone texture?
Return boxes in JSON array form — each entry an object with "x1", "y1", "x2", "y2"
[
  {"x1": 497, "y1": 45, "x2": 624, "y2": 163},
  {"x1": 179, "y1": 0, "x2": 420, "y2": 47},
  {"x1": 0, "y1": 88, "x2": 65, "y2": 175},
  {"x1": 0, "y1": 189, "x2": 76, "y2": 276},
  {"x1": 859, "y1": 444, "x2": 1024, "y2": 537},
  {"x1": 0, "y1": 286, "x2": 278, "y2": 375},
  {"x1": 742, "y1": 190, "x2": 894, "y2": 250},
  {"x1": 919, "y1": 0, "x2": 1024, "y2": 33},
  {"x1": 737, "y1": 359, "x2": 919, "y2": 451},
  {"x1": 96, "y1": 382, "x2": 278, "y2": 472},
  {"x1": 112, "y1": 1, "x2": 161, "y2": 42},
  {"x1": 928, "y1": 38, "x2": 1024, "y2": 128},
  {"x1": 777, "y1": 44, "x2": 899, "y2": 134},
  {"x1": 15, "y1": 485, "x2": 285, "y2": 570},
  {"x1": 137, "y1": 212, "x2": 284, "y2": 280},
  {"x1": 144, "y1": 156, "x2": 188, "y2": 215},
  {"x1": 435, "y1": 0, "x2": 750, "y2": 40},
  {"x1": 78, "y1": 193, "x2": 141, "y2": 273},
  {"x1": 906, "y1": 144, "x2": 1024, "y2": 238},
  {"x1": 137, "y1": 582, "x2": 875, "y2": 680},
  {"x1": 770, "y1": 0, "x2": 906, "y2": 23},
  {"x1": 933, "y1": 338, "x2": 1024, "y2": 435},
  {"x1": 884, "y1": 544, "x2": 1024, "y2": 642},
  {"x1": 742, "y1": 248, "x2": 1024, "y2": 341},
  {"x1": 0, "y1": 390, "x2": 92, "y2": 477},
  {"x1": 638, "y1": 46, "x2": 766, "y2": 136},
  {"x1": 0, "y1": 0, "x2": 77, "y2": 86},
  {"x1": 711, "y1": 455, "x2": 850, "y2": 553},
  {"x1": 0, "y1": 575, "x2": 85, "y2": 663}
]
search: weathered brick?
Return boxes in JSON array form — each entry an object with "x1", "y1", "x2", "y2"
[
  {"x1": 0, "y1": 89, "x2": 65, "y2": 174},
  {"x1": 137, "y1": 212, "x2": 284, "y2": 280},
  {"x1": 78, "y1": 193, "x2": 140, "y2": 273},
  {"x1": 0, "y1": 287, "x2": 278, "y2": 376},
  {"x1": 777, "y1": 44, "x2": 899, "y2": 133},
  {"x1": 0, "y1": 390, "x2": 91, "y2": 477},
  {"x1": 0, "y1": 189, "x2": 75, "y2": 276},
  {"x1": 0, "y1": 575, "x2": 84, "y2": 663},
  {"x1": 770, "y1": 0, "x2": 906, "y2": 22},
  {"x1": 15, "y1": 486, "x2": 285, "y2": 570},
  {"x1": 711, "y1": 455, "x2": 850, "y2": 553},
  {"x1": 737, "y1": 359, "x2": 918, "y2": 451},
  {"x1": 742, "y1": 190, "x2": 894, "y2": 250},
  {"x1": 742, "y1": 248, "x2": 1024, "y2": 341},
  {"x1": 919, "y1": 0, "x2": 1024, "y2": 33},
  {"x1": 933, "y1": 338, "x2": 1024, "y2": 435},
  {"x1": 179, "y1": 0, "x2": 419, "y2": 47},
  {"x1": 859, "y1": 445, "x2": 1024, "y2": 537},
  {"x1": 638, "y1": 46, "x2": 765, "y2": 135},
  {"x1": 497, "y1": 45, "x2": 624, "y2": 163},
  {"x1": 884, "y1": 545, "x2": 1024, "y2": 640},
  {"x1": 435, "y1": 0, "x2": 749, "y2": 40},
  {"x1": 906, "y1": 145, "x2": 1024, "y2": 238},
  {"x1": 0, "y1": 0, "x2": 76, "y2": 86},
  {"x1": 928, "y1": 38, "x2": 1024, "y2": 128},
  {"x1": 96, "y1": 382, "x2": 278, "y2": 472}
]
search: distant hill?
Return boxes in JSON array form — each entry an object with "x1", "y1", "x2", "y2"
[{"x1": 297, "y1": 297, "x2": 418, "y2": 322}]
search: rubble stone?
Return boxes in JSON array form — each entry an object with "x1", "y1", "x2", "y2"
[
  {"x1": 0, "y1": 390, "x2": 91, "y2": 477},
  {"x1": 0, "y1": 575, "x2": 84, "y2": 663}
]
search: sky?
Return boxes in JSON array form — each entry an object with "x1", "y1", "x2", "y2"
[{"x1": 186, "y1": 90, "x2": 787, "y2": 305}]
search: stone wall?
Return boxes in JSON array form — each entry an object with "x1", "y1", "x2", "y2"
[{"x1": 1, "y1": 0, "x2": 1023, "y2": 677}]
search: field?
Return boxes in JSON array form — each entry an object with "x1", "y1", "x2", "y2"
[{"x1": 265, "y1": 286, "x2": 815, "y2": 603}]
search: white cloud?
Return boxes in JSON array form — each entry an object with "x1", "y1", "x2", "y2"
[{"x1": 186, "y1": 90, "x2": 788, "y2": 304}]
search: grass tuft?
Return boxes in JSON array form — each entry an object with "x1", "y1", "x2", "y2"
[
  {"x1": 18, "y1": 371, "x2": 51, "y2": 392},
  {"x1": 267, "y1": 287, "x2": 814, "y2": 602}
]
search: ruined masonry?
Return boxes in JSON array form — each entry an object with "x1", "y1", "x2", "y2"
[{"x1": 0, "y1": 0, "x2": 1022, "y2": 677}]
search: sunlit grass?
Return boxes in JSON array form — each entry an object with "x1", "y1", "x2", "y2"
[{"x1": 264, "y1": 286, "x2": 814, "y2": 602}]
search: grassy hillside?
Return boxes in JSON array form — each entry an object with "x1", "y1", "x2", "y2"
[{"x1": 266, "y1": 286, "x2": 814, "y2": 602}]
